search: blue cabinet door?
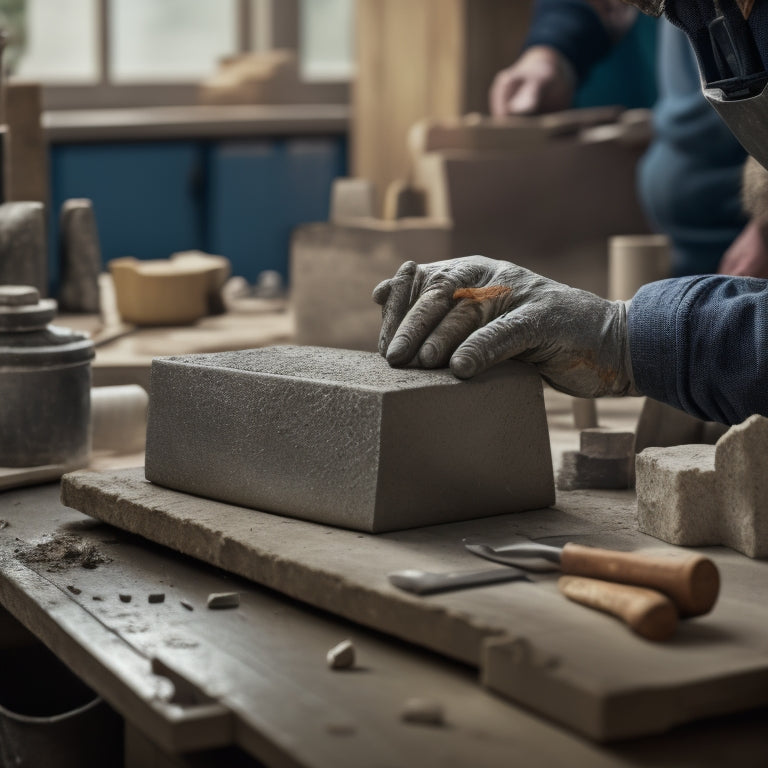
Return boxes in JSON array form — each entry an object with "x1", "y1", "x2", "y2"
[
  {"x1": 49, "y1": 141, "x2": 205, "y2": 293},
  {"x1": 207, "y1": 136, "x2": 346, "y2": 284}
]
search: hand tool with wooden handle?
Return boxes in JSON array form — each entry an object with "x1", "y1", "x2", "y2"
[
  {"x1": 464, "y1": 540, "x2": 719, "y2": 617},
  {"x1": 558, "y1": 576, "x2": 678, "y2": 641}
]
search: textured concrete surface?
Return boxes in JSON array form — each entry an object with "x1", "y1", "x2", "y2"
[
  {"x1": 62, "y1": 467, "x2": 768, "y2": 742},
  {"x1": 637, "y1": 415, "x2": 768, "y2": 557},
  {"x1": 145, "y1": 346, "x2": 554, "y2": 532}
]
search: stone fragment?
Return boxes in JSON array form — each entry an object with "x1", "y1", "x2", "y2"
[
  {"x1": 145, "y1": 347, "x2": 555, "y2": 533},
  {"x1": 0, "y1": 202, "x2": 47, "y2": 295},
  {"x1": 119, "y1": 593, "x2": 132, "y2": 603},
  {"x1": 326, "y1": 639, "x2": 355, "y2": 670},
  {"x1": 400, "y1": 698, "x2": 445, "y2": 727},
  {"x1": 330, "y1": 178, "x2": 376, "y2": 222},
  {"x1": 636, "y1": 415, "x2": 768, "y2": 558},
  {"x1": 67, "y1": 585, "x2": 81, "y2": 595},
  {"x1": 557, "y1": 429, "x2": 635, "y2": 491},
  {"x1": 180, "y1": 600, "x2": 194, "y2": 611},
  {"x1": 636, "y1": 445, "x2": 719, "y2": 546},
  {"x1": 148, "y1": 593, "x2": 165, "y2": 604},
  {"x1": 58, "y1": 199, "x2": 102, "y2": 313},
  {"x1": 207, "y1": 592, "x2": 240, "y2": 609},
  {"x1": 92, "y1": 595, "x2": 103, "y2": 601}
]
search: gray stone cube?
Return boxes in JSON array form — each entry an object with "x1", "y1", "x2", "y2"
[{"x1": 145, "y1": 346, "x2": 554, "y2": 532}]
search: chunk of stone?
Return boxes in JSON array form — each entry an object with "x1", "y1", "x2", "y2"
[
  {"x1": 326, "y1": 639, "x2": 355, "y2": 670},
  {"x1": 207, "y1": 592, "x2": 240, "y2": 609},
  {"x1": 400, "y1": 698, "x2": 445, "y2": 726},
  {"x1": 580, "y1": 428, "x2": 635, "y2": 458},
  {"x1": 58, "y1": 199, "x2": 102, "y2": 313},
  {"x1": 636, "y1": 415, "x2": 768, "y2": 558},
  {"x1": 180, "y1": 600, "x2": 194, "y2": 611},
  {"x1": 636, "y1": 445, "x2": 719, "y2": 546},
  {"x1": 148, "y1": 593, "x2": 165, "y2": 604},
  {"x1": 0, "y1": 202, "x2": 47, "y2": 295},
  {"x1": 714, "y1": 415, "x2": 768, "y2": 558},
  {"x1": 557, "y1": 451, "x2": 634, "y2": 491},
  {"x1": 145, "y1": 347, "x2": 555, "y2": 533},
  {"x1": 119, "y1": 593, "x2": 132, "y2": 603}
]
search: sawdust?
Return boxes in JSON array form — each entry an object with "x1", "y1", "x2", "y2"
[{"x1": 18, "y1": 534, "x2": 111, "y2": 571}]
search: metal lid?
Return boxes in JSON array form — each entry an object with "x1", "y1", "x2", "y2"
[{"x1": 0, "y1": 285, "x2": 94, "y2": 366}]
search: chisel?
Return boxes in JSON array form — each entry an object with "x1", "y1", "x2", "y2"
[{"x1": 464, "y1": 540, "x2": 719, "y2": 617}]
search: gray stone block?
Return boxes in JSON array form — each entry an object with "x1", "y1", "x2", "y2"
[
  {"x1": 636, "y1": 445, "x2": 719, "y2": 546},
  {"x1": 0, "y1": 202, "x2": 46, "y2": 295},
  {"x1": 636, "y1": 415, "x2": 768, "y2": 557},
  {"x1": 58, "y1": 199, "x2": 102, "y2": 313},
  {"x1": 556, "y1": 451, "x2": 633, "y2": 491},
  {"x1": 580, "y1": 428, "x2": 635, "y2": 458},
  {"x1": 145, "y1": 346, "x2": 554, "y2": 533}
]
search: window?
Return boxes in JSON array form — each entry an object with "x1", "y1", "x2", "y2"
[{"x1": 0, "y1": 0, "x2": 353, "y2": 108}]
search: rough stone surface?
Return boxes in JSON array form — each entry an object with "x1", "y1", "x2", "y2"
[
  {"x1": 636, "y1": 445, "x2": 719, "y2": 546},
  {"x1": 0, "y1": 202, "x2": 47, "y2": 295},
  {"x1": 326, "y1": 639, "x2": 355, "y2": 670},
  {"x1": 58, "y1": 199, "x2": 102, "y2": 313},
  {"x1": 636, "y1": 415, "x2": 768, "y2": 557},
  {"x1": 145, "y1": 346, "x2": 555, "y2": 533}
]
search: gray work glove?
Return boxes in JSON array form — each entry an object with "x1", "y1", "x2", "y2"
[{"x1": 372, "y1": 256, "x2": 639, "y2": 398}]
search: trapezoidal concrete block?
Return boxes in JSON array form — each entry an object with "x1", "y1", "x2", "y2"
[
  {"x1": 144, "y1": 346, "x2": 554, "y2": 533},
  {"x1": 635, "y1": 445, "x2": 719, "y2": 546}
]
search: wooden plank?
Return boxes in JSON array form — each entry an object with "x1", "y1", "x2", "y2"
[{"x1": 61, "y1": 467, "x2": 768, "y2": 741}]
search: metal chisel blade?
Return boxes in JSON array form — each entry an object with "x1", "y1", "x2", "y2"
[{"x1": 388, "y1": 566, "x2": 531, "y2": 596}]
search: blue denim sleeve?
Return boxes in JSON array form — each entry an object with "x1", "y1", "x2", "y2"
[
  {"x1": 524, "y1": 0, "x2": 614, "y2": 83},
  {"x1": 628, "y1": 276, "x2": 768, "y2": 424}
]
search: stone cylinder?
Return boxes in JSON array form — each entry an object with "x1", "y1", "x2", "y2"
[{"x1": 608, "y1": 234, "x2": 670, "y2": 301}]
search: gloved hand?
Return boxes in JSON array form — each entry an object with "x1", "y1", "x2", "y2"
[
  {"x1": 489, "y1": 46, "x2": 575, "y2": 116},
  {"x1": 373, "y1": 256, "x2": 639, "y2": 399}
]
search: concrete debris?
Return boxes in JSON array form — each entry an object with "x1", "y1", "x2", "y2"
[
  {"x1": 636, "y1": 414, "x2": 768, "y2": 557},
  {"x1": 66, "y1": 585, "x2": 81, "y2": 595},
  {"x1": 326, "y1": 639, "x2": 356, "y2": 670},
  {"x1": 119, "y1": 593, "x2": 132, "y2": 603},
  {"x1": 400, "y1": 698, "x2": 445, "y2": 726},
  {"x1": 92, "y1": 595, "x2": 103, "y2": 601},
  {"x1": 207, "y1": 592, "x2": 240, "y2": 609},
  {"x1": 148, "y1": 593, "x2": 165, "y2": 604},
  {"x1": 19, "y1": 534, "x2": 111, "y2": 571},
  {"x1": 180, "y1": 600, "x2": 194, "y2": 611},
  {"x1": 0, "y1": 520, "x2": 9, "y2": 529}
]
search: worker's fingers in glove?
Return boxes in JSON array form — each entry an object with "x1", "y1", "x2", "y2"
[
  {"x1": 449, "y1": 311, "x2": 538, "y2": 379},
  {"x1": 417, "y1": 295, "x2": 501, "y2": 368},
  {"x1": 374, "y1": 261, "x2": 418, "y2": 356},
  {"x1": 386, "y1": 285, "x2": 458, "y2": 366}
]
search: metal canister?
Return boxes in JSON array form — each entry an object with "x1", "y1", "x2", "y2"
[{"x1": 0, "y1": 285, "x2": 94, "y2": 467}]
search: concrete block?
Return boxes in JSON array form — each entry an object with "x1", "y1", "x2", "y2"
[
  {"x1": 290, "y1": 220, "x2": 452, "y2": 351},
  {"x1": 145, "y1": 346, "x2": 554, "y2": 533},
  {"x1": 330, "y1": 178, "x2": 376, "y2": 222},
  {"x1": 715, "y1": 415, "x2": 768, "y2": 558},
  {"x1": 636, "y1": 415, "x2": 768, "y2": 557},
  {"x1": 636, "y1": 445, "x2": 719, "y2": 546},
  {"x1": 557, "y1": 429, "x2": 634, "y2": 490},
  {"x1": 58, "y1": 199, "x2": 102, "y2": 313}
]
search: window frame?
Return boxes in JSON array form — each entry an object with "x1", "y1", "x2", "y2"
[{"x1": 37, "y1": 0, "x2": 349, "y2": 110}]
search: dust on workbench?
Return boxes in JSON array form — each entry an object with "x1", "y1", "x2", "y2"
[{"x1": 17, "y1": 533, "x2": 112, "y2": 571}]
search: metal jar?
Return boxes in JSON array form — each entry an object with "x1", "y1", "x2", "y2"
[{"x1": 0, "y1": 285, "x2": 94, "y2": 467}]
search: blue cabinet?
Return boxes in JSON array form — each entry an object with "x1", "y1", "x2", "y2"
[{"x1": 48, "y1": 135, "x2": 347, "y2": 294}]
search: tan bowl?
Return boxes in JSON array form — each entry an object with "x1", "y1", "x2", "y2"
[{"x1": 110, "y1": 257, "x2": 214, "y2": 326}]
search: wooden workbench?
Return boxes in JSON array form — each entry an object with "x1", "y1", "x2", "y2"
[{"x1": 1, "y1": 393, "x2": 767, "y2": 766}]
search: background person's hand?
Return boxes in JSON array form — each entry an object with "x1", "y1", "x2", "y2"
[
  {"x1": 372, "y1": 256, "x2": 638, "y2": 399},
  {"x1": 718, "y1": 219, "x2": 768, "y2": 279},
  {"x1": 489, "y1": 46, "x2": 576, "y2": 116}
]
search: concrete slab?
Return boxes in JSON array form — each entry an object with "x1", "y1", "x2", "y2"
[
  {"x1": 144, "y1": 347, "x2": 555, "y2": 532},
  {"x1": 61, "y1": 467, "x2": 768, "y2": 742}
]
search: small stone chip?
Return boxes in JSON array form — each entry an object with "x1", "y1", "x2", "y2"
[
  {"x1": 0, "y1": 520, "x2": 9, "y2": 530},
  {"x1": 66, "y1": 585, "x2": 81, "y2": 595},
  {"x1": 326, "y1": 639, "x2": 355, "y2": 670},
  {"x1": 92, "y1": 595, "x2": 103, "y2": 601},
  {"x1": 180, "y1": 600, "x2": 194, "y2": 611},
  {"x1": 119, "y1": 594, "x2": 132, "y2": 603},
  {"x1": 148, "y1": 593, "x2": 165, "y2": 604},
  {"x1": 400, "y1": 698, "x2": 445, "y2": 727},
  {"x1": 207, "y1": 592, "x2": 239, "y2": 609}
]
